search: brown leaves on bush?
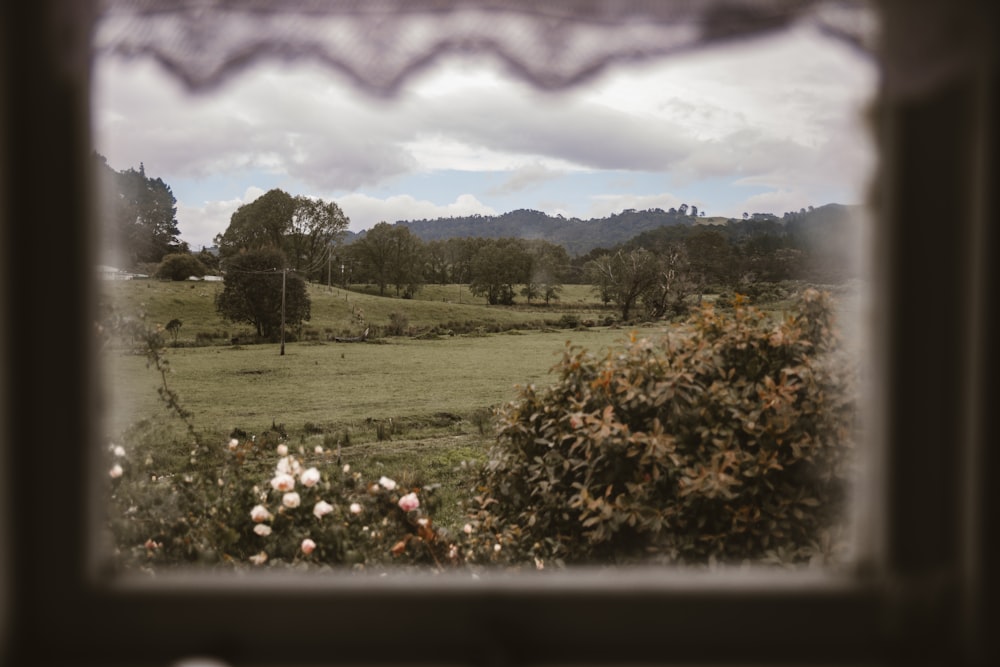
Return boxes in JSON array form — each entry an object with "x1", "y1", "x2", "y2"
[{"x1": 471, "y1": 289, "x2": 858, "y2": 567}]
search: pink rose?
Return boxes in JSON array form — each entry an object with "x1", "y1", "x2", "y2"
[
  {"x1": 397, "y1": 492, "x2": 420, "y2": 512},
  {"x1": 301, "y1": 538, "x2": 316, "y2": 555},
  {"x1": 109, "y1": 464, "x2": 123, "y2": 479}
]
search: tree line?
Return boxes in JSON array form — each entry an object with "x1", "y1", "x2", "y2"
[
  {"x1": 344, "y1": 224, "x2": 571, "y2": 305},
  {"x1": 575, "y1": 204, "x2": 860, "y2": 320}
]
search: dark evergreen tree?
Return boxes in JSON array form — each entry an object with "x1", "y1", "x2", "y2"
[{"x1": 94, "y1": 153, "x2": 183, "y2": 267}]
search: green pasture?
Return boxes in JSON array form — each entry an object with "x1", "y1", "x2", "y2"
[
  {"x1": 100, "y1": 279, "x2": 616, "y2": 346},
  {"x1": 98, "y1": 278, "x2": 862, "y2": 532},
  {"x1": 103, "y1": 325, "x2": 664, "y2": 439},
  {"x1": 103, "y1": 321, "x2": 663, "y2": 526}
]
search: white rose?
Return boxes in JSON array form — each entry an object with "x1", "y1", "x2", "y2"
[
  {"x1": 378, "y1": 476, "x2": 397, "y2": 491},
  {"x1": 301, "y1": 538, "x2": 316, "y2": 555},
  {"x1": 109, "y1": 464, "x2": 123, "y2": 479},
  {"x1": 275, "y1": 457, "x2": 291, "y2": 474},
  {"x1": 349, "y1": 502, "x2": 362, "y2": 515},
  {"x1": 313, "y1": 500, "x2": 334, "y2": 518},
  {"x1": 314, "y1": 445, "x2": 324, "y2": 454},
  {"x1": 270, "y1": 473, "x2": 295, "y2": 492},
  {"x1": 282, "y1": 492, "x2": 301, "y2": 508},
  {"x1": 227, "y1": 438, "x2": 239, "y2": 451},
  {"x1": 276, "y1": 444, "x2": 288, "y2": 456},
  {"x1": 300, "y1": 467, "x2": 321, "y2": 488},
  {"x1": 253, "y1": 524, "x2": 272, "y2": 537},
  {"x1": 250, "y1": 504, "x2": 273, "y2": 523}
]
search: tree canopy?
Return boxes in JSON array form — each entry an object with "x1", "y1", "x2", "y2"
[
  {"x1": 348, "y1": 222, "x2": 426, "y2": 297},
  {"x1": 215, "y1": 188, "x2": 350, "y2": 281},
  {"x1": 215, "y1": 248, "x2": 310, "y2": 340},
  {"x1": 94, "y1": 153, "x2": 184, "y2": 267}
]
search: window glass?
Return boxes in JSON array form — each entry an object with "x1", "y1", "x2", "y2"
[{"x1": 92, "y1": 21, "x2": 878, "y2": 576}]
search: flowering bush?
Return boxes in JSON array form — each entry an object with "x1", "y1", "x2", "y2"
[
  {"x1": 468, "y1": 290, "x2": 858, "y2": 567},
  {"x1": 107, "y1": 426, "x2": 463, "y2": 571}
]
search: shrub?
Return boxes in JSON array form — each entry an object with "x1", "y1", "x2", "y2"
[
  {"x1": 107, "y1": 428, "x2": 457, "y2": 571},
  {"x1": 156, "y1": 253, "x2": 207, "y2": 281},
  {"x1": 557, "y1": 314, "x2": 580, "y2": 329},
  {"x1": 469, "y1": 290, "x2": 858, "y2": 567},
  {"x1": 385, "y1": 311, "x2": 410, "y2": 337}
]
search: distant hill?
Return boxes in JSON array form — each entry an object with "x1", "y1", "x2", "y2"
[
  {"x1": 343, "y1": 203, "x2": 861, "y2": 258},
  {"x1": 374, "y1": 208, "x2": 696, "y2": 255}
]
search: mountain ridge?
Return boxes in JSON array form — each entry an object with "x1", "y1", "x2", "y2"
[{"x1": 343, "y1": 203, "x2": 860, "y2": 257}]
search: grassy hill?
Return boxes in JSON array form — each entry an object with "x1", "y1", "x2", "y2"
[{"x1": 101, "y1": 280, "x2": 615, "y2": 347}]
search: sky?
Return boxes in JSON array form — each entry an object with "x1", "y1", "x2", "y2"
[{"x1": 91, "y1": 22, "x2": 878, "y2": 252}]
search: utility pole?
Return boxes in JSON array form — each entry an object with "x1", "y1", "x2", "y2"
[{"x1": 280, "y1": 267, "x2": 287, "y2": 356}]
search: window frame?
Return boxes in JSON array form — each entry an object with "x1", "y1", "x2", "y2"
[{"x1": 2, "y1": 1, "x2": 996, "y2": 665}]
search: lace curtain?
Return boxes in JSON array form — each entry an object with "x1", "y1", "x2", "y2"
[{"x1": 92, "y1": 0, "x2": 877, "y2": 96}]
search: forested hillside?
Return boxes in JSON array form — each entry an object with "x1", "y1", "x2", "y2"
[
  {"x1": 394, "y1": 207, "x2": 697, "y2": 255},
  {"x1": 363, "y1": 203, "x2": 861, "y2": 263}
]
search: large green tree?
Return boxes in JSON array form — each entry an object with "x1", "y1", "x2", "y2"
[
  {"x1": 215, "y1": 189, "x2": 296, "y2": 258},
  {"x1": 215, "y1": 189, "x2": 349, "y2": 280},
  {"x1": 216, "y1": 248, "x2": 310, "y2": 340},
  {"x1": 286, "y1": 196, "x2": 350, "y2": 280},
  {"x1": 95, "y1": 153, "x2": 184, "y2": 267},
  {"x1": 585, "y1": 248, "x2": 659, "y2": 321}
]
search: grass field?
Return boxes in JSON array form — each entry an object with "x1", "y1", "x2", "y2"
[
  {"x1": 104, "y1": 325, "x2": 664, "y2": 436},
  {"x1": 101, "y1": 279, "x2": 667, "y2": 527},
  {"x1": 100, "y1": 279, "x2": 619, "y2": 347}
]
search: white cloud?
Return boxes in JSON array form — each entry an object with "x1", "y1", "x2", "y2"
[{"x1": 92, "y1": 21, "x2": 877, "y2": 248}]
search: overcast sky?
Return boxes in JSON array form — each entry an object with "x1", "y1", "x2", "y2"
[{"x1": 92, "y1": 22, "x2": 877, "y2": 251}]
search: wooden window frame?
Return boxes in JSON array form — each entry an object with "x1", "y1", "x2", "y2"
[{"x1": 1, "y1": 2, "x2": 996, "y2": 665}]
